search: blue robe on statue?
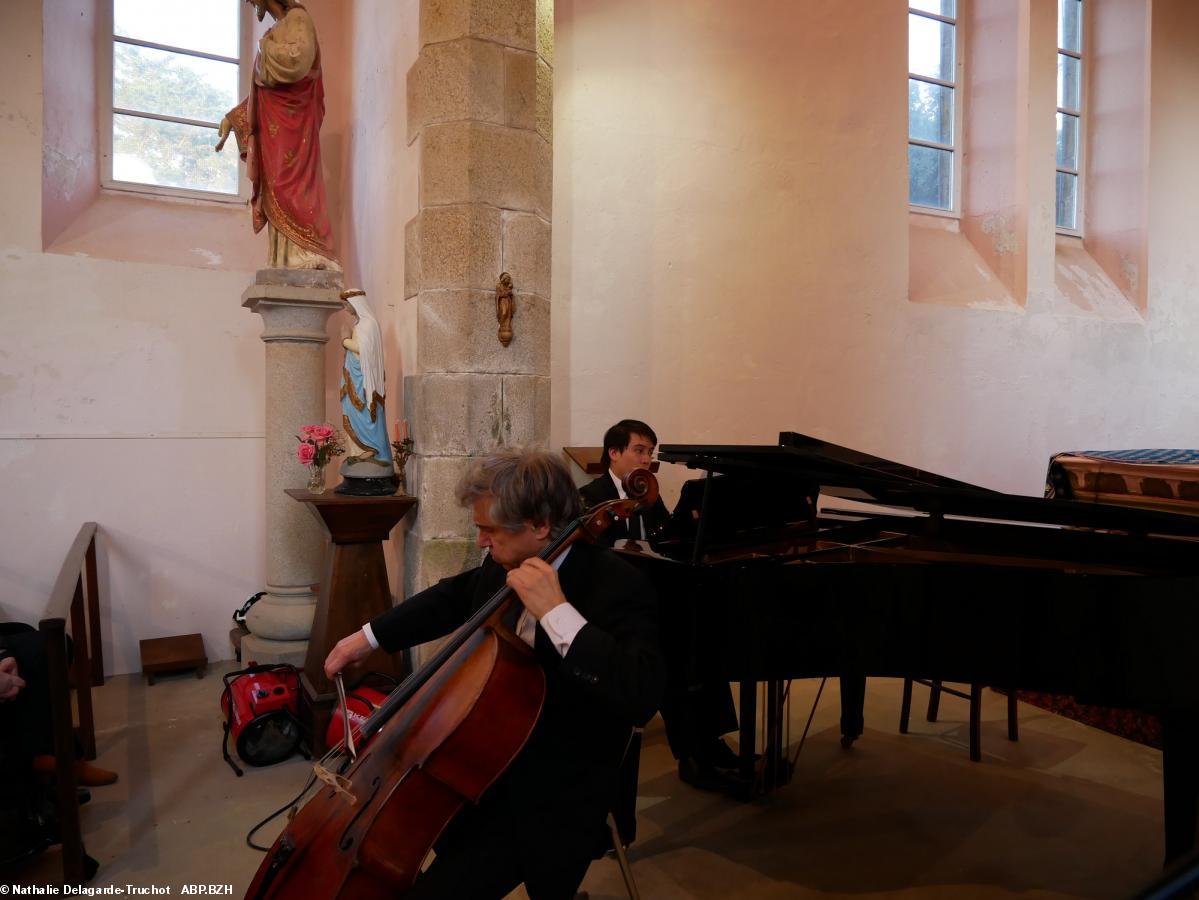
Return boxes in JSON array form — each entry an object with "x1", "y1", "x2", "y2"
[{"x1": 341, "y1": 349, "x2": 392, "y2": 464}]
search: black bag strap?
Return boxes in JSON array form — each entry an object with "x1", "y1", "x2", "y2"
[{"x1": 232, "y1": 592, "x2": 267, "y2": 626}]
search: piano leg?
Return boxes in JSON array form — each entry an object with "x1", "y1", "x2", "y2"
[
  {"x1": 764, "y1": 679, "x2": 790, "y2": 791},
  {"x1": 739, "y1": 679, "x2": 757, "y2": 792},
  {"x1": 840, "y1": 674, "x2": 866, "y2": 749},
  {"x1": 1162, "y1": 714, "x2": 1199, "y2": 864}
]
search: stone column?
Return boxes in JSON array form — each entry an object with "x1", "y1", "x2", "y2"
[
  {"x1": 242, "y1": 268, "x2": 344, "y2": 665},
  {"x1": 402, "y1": 0, "x2": 554, "y2": 620}
]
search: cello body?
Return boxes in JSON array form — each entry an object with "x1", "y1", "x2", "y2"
[{"x1": 246, "y1": 609, "x2": 544, "y2": 899}]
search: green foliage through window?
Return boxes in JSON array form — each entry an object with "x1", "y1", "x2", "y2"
[{"x1": 109, "y1": 7, "x2": 241, "y2": 196}]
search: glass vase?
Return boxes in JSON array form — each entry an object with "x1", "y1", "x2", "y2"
[{"x1": 307, "y1": 461, "x2": 327, "y2": 494}]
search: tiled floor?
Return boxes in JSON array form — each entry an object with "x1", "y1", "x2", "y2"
[{"x1": 9, "y1": 664, "x2": 1168, "y2": 898}]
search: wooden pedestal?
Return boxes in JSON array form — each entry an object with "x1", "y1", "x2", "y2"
[{"x1": 286, "y1": 489, "x2": 416, "y2": 754}]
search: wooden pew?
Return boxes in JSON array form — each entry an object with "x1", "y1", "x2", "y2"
[{"x1": 38, "y1": 521, "x2": 105, "y2": 884}]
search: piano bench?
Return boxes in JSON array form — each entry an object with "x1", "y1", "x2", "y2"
[{"x1": 899, "y1": 679, "x2": 1019, "y2": 762}]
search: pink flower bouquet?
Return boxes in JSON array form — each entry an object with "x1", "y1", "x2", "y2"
[{"x1": 296, "y1": 425, "x2": 346, "y2": 467}]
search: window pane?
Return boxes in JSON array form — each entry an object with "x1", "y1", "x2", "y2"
[
  {"x1": 909, "y1": 80, "x2": 954, "y2": 145},
  {"x1": 910, "y1": 0, "x2": 957, "y2": 17},
  {"x1": 114, "y1": 0, "x2": 240, "y2": 58},
  {"x1": 1058, "y1": 0, "x2": 1082, "y2": 54},
  {"x1": 112, "y1": 113, "x2": 239, "y2": 195},
  {"x1": 909, "y1": 144, "x2": 953, "y2": 209},
  {"x1": 114, "y1": 44, "x2": 238, "y2": 124},
  {"x1": 1056, "y1": 112, "x2": 1079, "y2": 170},
  {"x1": 909, "y1": 15, "x2": 956, "y2": 82},
  {"x1": 1055, "y1": 171, "x2": 1078, "y2": 229},
  {"x1": 1057, "y1": 53, "x2": 1081, "y2": 111}
]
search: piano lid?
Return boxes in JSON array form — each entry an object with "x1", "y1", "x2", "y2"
[{"x1": 657, "y1": 432, "x2": 1199, "y2": 539}]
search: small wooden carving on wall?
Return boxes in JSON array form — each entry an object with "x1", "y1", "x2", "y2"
[{"x1": 496, "y1": 272, "x2": 515, "y2": 347}]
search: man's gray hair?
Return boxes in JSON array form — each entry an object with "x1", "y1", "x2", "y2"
[{"x1": 455, "y1": 449, "x2": 582, "y2": 538}]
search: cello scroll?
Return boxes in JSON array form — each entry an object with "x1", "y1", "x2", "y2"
[{"x1": 576, "y1": 467, "x2": 659, "y2": 544}]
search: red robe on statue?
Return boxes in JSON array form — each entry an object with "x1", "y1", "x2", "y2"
[{"x1": 226, "y1": 34, "x2": 335, "y2": 262}]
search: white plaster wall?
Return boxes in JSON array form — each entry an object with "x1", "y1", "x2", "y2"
[
  {"x1": 0, "y1": 0, "x2": 265, "y2": 675},
  {"x1": 553, "y1": 0, "x2": 1199, "y2": 504}
]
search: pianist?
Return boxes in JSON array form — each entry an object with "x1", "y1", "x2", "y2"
[{"x1": 581, "y1": 419, "x2": 743, "y2": 790}]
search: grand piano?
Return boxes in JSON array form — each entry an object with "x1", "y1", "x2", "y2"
[{"x1": 619, "y1": 431, "x2": 1199, "y2": 863}]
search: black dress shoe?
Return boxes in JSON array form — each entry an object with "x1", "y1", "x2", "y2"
[
  {"x1": 703, "y1": 738, "x2": 742, "y2": 771},
  {"x1": 678, "y1": 756, "x2": 746, "y2": 793}
]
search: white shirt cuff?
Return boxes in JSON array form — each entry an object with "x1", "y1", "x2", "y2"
[
  {"x1": 539, "y1": 603, "x2": 588, "y2": 658},
  {"x1": 362, "y1": 622, "x2": 380, "y2": 650}
]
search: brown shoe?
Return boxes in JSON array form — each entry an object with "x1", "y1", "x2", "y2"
[
  {"x1": 32, "y1": 755, "x2": 119, "y2": 787},
  {"x1": 76, "y1": 761, "x2": 118, "y2": 787}
]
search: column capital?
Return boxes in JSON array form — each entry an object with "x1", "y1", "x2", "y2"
[{"x1": 242, "y1": 274, "x2": 345, "y2": 343}]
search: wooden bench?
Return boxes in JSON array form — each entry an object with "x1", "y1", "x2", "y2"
[{"x1": 37, "y1": 521, "x2": 106, "y2": 884}]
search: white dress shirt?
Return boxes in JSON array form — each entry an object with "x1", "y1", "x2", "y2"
[{"x1": 362, "y1": 546, "x2": 587, "y2": 658}]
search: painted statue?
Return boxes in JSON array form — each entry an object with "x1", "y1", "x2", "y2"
[
  {"x1": 215, "y1": 0, "x2": 338, "y2": 270},
  {"x1": 337, "y1": 290, "x2": 394, "y2": 494}
]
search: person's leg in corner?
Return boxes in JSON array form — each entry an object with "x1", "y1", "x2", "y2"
[{"x1": 2, "y1": 627, "x2": 118, "y2": 786}]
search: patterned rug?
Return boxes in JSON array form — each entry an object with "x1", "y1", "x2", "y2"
[{"x1": 1011, "y1": 691, "x2": 1163, "y2": 749}]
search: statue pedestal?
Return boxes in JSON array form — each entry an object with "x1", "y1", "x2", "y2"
[
  {"x1": 286, "y1": 489, "x2": 417, "y2": 753},
  {"x1": 242, "y1": 269, "x2": 344, "y2": 665}
]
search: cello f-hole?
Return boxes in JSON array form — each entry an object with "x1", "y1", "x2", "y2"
[{"x1": 339, "y1": 776, "x2": 383, "y2": 850}]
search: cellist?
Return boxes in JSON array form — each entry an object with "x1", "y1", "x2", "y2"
[{"x1": 324, "y1": 449, "x2": 667, "y2": 899}]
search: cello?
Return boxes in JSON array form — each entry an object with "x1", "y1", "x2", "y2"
[{"x1": 245, "y1": 468, "x2": 661, "y2": 899}]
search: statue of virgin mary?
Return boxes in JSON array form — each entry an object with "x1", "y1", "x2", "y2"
[{"x1": 336, "y1": 290, "x2": 394, "y2": 494}]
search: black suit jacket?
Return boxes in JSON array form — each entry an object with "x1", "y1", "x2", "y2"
[
  {"x1": 579, "y1": 473, "x2": 670, "y2": 548},
  {"x1": 369, "y1": 542, "x2": 665, "y2": 863}
]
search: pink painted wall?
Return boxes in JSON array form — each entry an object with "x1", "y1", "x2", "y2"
[
  {"x1": 336, "y1": 0, "x2": 422, "y2": 593},
  {"x1": 554, "y1": 0, "x2": 1199, "y2": 507},
  {"x1": 961, "y1": 0, "x2": 1029, "y2": 304},
  {"x1": 1148, "y1": 0, "x2": 1199, "y2": 321},
  {"x1": 1086, "y1": 0, "x2": 1151, "y2": 311},
  {"x1": 308, "y1": 0, "x2": 354, "y2": 269},
  {"x1": 41, "y1": 0, "x2": 99, "y2": 249}
]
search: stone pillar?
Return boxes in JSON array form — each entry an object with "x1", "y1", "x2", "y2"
[
  {"x1": 242, "y1": 268, "x2": 344, "y2": 665},
  {"x1": 403, "y1": 0, "x2": 554, "y2": 617}
]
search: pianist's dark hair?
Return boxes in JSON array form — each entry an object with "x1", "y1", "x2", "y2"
[
  {"x1": 456, "y1": 449, "x2": 582, "y2": 538},
  {"x1": 601, "y1": 419, "x2": 658, "y2": 471}
]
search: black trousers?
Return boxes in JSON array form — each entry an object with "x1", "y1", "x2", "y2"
[
  {"x1": 0, "y1": 624, "x2": 56, "y2": 810},
  {"x1": 0, "y1": 625, "x2": 55, "y2": 757},
  {"x1": 659, "y1": 677, "x2": 739, "y2": 760},
  {"x1": 402, "y1": 794, "x2": 593, "y2": 900}
]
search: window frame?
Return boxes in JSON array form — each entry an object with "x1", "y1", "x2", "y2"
[
  {"x1": 1055, "y1": 0, "x2": 1085, "y2": 236},
  {"x1": 98, "y1": 1, "x2": 255, "y2": 204},
  {"x1": 907, "y1": 2, "x2": 965, "y2": 219}
]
